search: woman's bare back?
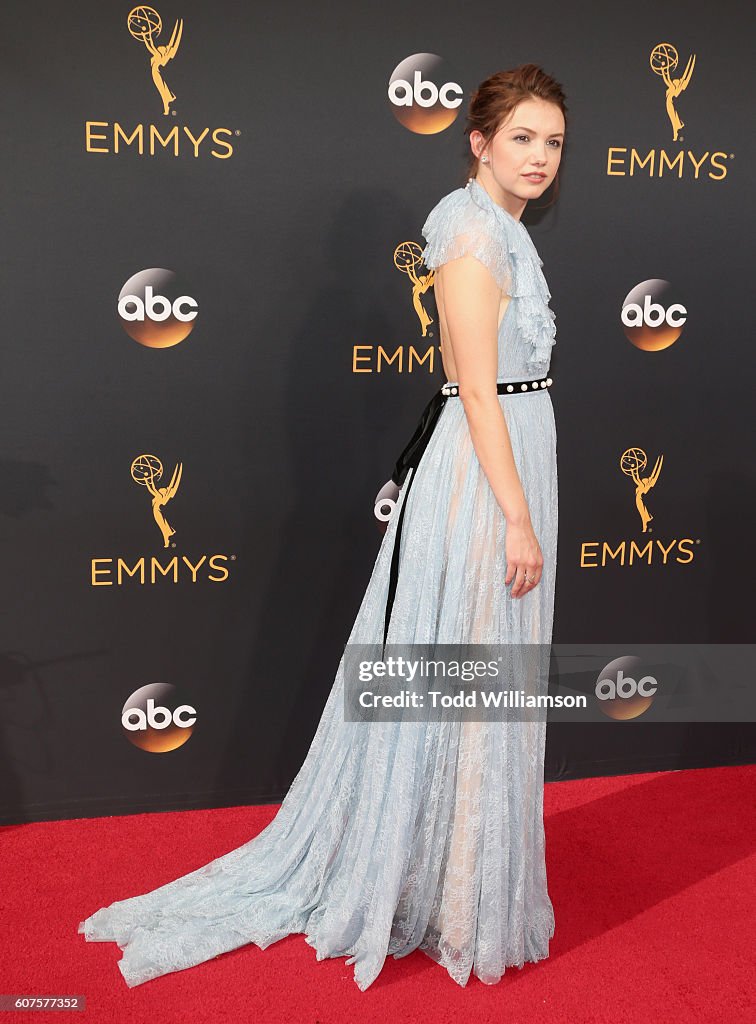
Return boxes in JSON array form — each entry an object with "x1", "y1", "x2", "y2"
[{"x1": 434, "y1": 266, "x2": 512, "y2": 382}]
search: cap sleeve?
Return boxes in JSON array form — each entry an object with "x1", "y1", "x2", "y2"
[{"x1": 420, "y1": 189, "x2": 512, "y2": 294}]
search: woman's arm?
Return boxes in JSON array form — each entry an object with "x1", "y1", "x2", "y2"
[
  {"x1": 438, "y1": 256, "x2": 528, "y2": 524},
  {"x1": 438, "y1": 256, "x2": 542, "y2": 594}
]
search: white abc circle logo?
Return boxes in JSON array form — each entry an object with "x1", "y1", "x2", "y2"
[
  {"x1": 121, "y1": 682, "x2": 197, "y2": 752},
  {"x1": 117, "y1": 268, "x2": 198, "y2": 348},
  {"x1": 374, "y1": 478, "x2": 400, "y2": 523},
  {"x1": 620, "y1": 279, "x2": 687, "y2": 351},
  {"x1": 388, "y1": 53, "x2": 463, "y2": 134},
  {"x1": 594, "y1": 656, "x2": 658, "y2": 721}
]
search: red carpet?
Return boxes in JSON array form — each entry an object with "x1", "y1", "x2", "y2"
[{"x1": 2, "y1": 765, "x2": 754, "y2": 1023}]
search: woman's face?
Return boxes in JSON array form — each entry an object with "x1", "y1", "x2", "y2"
[{"x1": 475, "y1": 97, "x2": 565, "y2": 216}]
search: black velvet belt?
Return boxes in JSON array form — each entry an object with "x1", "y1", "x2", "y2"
[{"x1": 383, "y1": 375, "x2": 553, "y2": 650}]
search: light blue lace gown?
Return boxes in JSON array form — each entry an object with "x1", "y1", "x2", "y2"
[{"x1": 78, "y1": 177, "x2": 558, "y2": 991}]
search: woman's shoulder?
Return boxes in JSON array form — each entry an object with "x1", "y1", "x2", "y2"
[
  {"x1": 420, "y1": 179, "x2": 514, "y2": 292},
  {"x1": 420, "y1": 180, "x2": 496, "y2": 246}
]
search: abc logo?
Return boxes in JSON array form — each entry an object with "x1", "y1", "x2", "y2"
[
  {"x1": 122, "y1": 682, "x2": 197, "y2": 752},
  {"x1": 595, "y1": 656, "x2": 657, "y2": 720},
  {"x1": 374, "y1": 478, "x2": 399, "y2": 526},
  {"x1": 621, "y1": 279, "x2": 687, "y2": 351},
  {"x1": 118, "y1": 268, "x2": 198, "y2": 348},
  {"x1": 388, "y1": 53, "x2": 463, "y2": 134}
]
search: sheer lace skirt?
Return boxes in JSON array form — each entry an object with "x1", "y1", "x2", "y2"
[{"x1": 78, "y1": 391, "x2": 557, "y2": 991}]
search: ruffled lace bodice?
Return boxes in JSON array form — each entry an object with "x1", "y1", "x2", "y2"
[{"x1": 420, "y1": 177, "x2": 556, "y2": 373}]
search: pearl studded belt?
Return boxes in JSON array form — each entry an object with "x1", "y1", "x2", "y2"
[
  {"x1": 382, "y1": 374, "x2": 554, "y2": 651},
  {"x1": 442, "y1": 375, "x2": 552, "y2": 397}
]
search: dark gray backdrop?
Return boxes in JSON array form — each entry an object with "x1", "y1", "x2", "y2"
[{"x1": 1, "y1": 0, "x2": 753, "y2": 823}]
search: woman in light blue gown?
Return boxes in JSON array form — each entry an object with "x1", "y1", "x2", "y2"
[{"x1": 78, "y1": 63, "x2": 567, "y2": 992}]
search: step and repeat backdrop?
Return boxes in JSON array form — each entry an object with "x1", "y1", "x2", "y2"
[{"x1": 2, "y1": 0, "x2": 753, "y2": 822}]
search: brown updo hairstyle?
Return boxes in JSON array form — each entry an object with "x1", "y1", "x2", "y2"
[{"x1": 464, "y1": 63, "x2": 568, "y2": 206}]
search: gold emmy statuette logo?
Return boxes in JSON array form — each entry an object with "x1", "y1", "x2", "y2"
[
  {"x1": 394, "y1": 241, "x2": 435, "y2": 337},
  {"x1": 127, "y1": 6, "x2": 183, "y2": 116},
  {"x1": 131, "y1": 453, "x2": 182, "y2": 547},
  {"x1": 650, "y1": 42, "x2": 695, "y2": 142},
  {"x1": 579, "y1": 448, "x2": 697, "y2": 569},
  {"x1": 620, "y1": 447, "x2": 663, "y2": 533},
  {"x1": 606, "y1": 44, "x2": 729, "y2": 181}
]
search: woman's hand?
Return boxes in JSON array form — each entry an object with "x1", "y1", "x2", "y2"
[{"x1": 505, "y1": 517, "x2": 544, "y2": 597}]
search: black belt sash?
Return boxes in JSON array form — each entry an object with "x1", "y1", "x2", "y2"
[{"x1": 382, "y1": 375, "x2": 552, "y2": 650}]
